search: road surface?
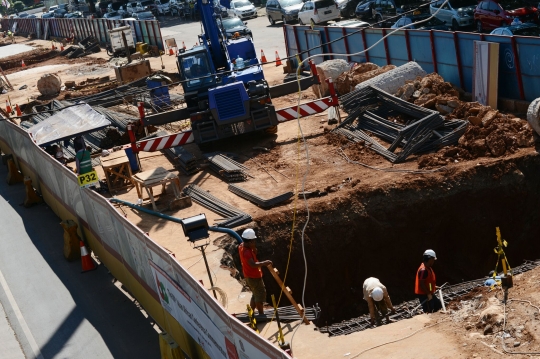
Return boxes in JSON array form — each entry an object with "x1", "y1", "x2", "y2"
[{"x1": 0, "y1": 163, "x2": 160, "y2": 358}]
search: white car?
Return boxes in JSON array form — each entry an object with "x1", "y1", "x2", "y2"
[
  {"x1": 228, "y1": 0, "x2": 257, "y2": 19},
  {"x1": 298, "y1": 0, "x2": 340, "y2": 25},
  {"x1": 429, "y1": 0, "x2": 476, "y2": 31}
]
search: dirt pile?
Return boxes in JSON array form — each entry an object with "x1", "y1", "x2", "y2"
[
  {"x1": 439, "y1": 267, "x2": 540, "y2": 357},
  {"x1": 335, "y1": 62, "x2": 396, "y2": 95}
]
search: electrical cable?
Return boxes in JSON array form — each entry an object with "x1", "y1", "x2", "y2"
[
  {"x1": 287, "y1": 1, "x2": 452, "y2": 352},
  {"x1": 500, "y1": 298, "x2": 540, "y2": 355}
]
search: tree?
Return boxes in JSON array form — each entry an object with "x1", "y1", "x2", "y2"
[
  {"x1": 21, "y1": 0, "x2": 34, "y2": 7},
  {"x1": 13, "y1": 0, "x2": 24, "y2": 11}
]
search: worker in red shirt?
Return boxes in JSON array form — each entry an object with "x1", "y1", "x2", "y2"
[
  {"x1": 238, "y1": 229, "x2": 272, "y2": 316},
  {"x1": 415, "y1": 249, "x2": 442, "y2": 313}
]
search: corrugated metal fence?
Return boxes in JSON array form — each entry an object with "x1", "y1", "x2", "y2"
[
  {"x1": 284, "y1": 25, "x2": 540, "y2": 102},
  {"x1": 1, "y1": 17, "x2": 164, "y2": 50}
]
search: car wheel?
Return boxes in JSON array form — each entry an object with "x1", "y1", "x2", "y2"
[
  {"x1": 282, "y1": 16, "x2": 287, "y2": 24},
  {"x1": 476, "y1": 20, "x2": 483, "y2": 33},
  {"x1": 348, "y1": 8, "x2": 355, "y2": 18},
  {"x1": 299, "y1": 18, "x2": 304, "y2": 25},
  {"x1": 452, "y1": 19, "x2": 459, "y2": 31},
  {"x1": 268, "y1": 15, "x2": 275, "y2": 25}
]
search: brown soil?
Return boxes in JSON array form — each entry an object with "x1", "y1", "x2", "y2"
[{"x1": 434, "y1": 266, "x2": 540, "y2": 358}]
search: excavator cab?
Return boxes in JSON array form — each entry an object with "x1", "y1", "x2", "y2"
[{"x1": 177, "y1": 49, "x2": 217, "y2": 92}]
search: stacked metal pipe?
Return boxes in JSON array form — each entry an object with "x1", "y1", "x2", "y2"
[
  {"x1": 228, "y1": 184, "x2": 293, "y2": 209},
  {"x1": 334, "y1": 86, "x2": 468, "y2": 163},
  {"x1": 183, "y1": 184, "x2": 252, "y2": 228},
  {"x1": 206, "y1": 154, "x2": 250, "y2": 182},
  {"x1": 233, "y1": 304, "x2": 321, "y2": 323}
]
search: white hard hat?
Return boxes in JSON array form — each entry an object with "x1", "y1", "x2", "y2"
[
  {"x1": 424, "y1": 249, "x2": 437, "y2": 260},
  {"x1": 371, "y1": 287, "x2": 384, "y2": 301},
  {"x1": 242, "y1": 228, "x2": 257, "y2": 240}
]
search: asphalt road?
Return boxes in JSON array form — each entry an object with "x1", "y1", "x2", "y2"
[
  {"x1": 0, "y1": 164, "x2": 160, "y2": 358},
  {"x1": 158, "y1": 11, "x2": 289, "y2": 62}
]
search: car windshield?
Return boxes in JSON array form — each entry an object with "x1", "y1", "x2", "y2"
[
  {"x1": 512, "y1": 25, "x2": 540, "y2": 36},
  {"x1": 181, "y1": 52, "x2": 213, "y2": 87},
  {"x1": 335, "y1": 0, "x2": 348, "y2": 5},
  {"x1": 499, "y1": 0, "x2": 538, "y2": 9},
  {"x1": 233, "y1": 0, "x2": 251, "y2": 6},
  {"x1": 280, "y1": 0, "x2": 303, "y2": 6},
  {"x1": 446, "y1": 0, "x2": 476, "y2": 7},
  {"x1": 222, "y1": 18, "x2": 244, "y2": 28},
  {"x1": 137, "y1": 11, "x2": 154, "y2": 17},
  {"x1": 315, "y1": 0, "x2": 335, "y2": 8}
]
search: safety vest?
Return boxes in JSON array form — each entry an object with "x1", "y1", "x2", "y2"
[
  {"x1": 76, "y1": 150, "x2": 92, "y2": 174},
  {"x1": 238, "y1": 243, "x2": 262, "y2": 279},
  {"x1": 414, "y1": 263, "x2": 436, "y2": 295}
]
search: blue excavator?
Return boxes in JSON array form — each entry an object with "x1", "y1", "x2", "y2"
[{"x1": 136, "y1": 0, "x2": 325, "y2": 145}]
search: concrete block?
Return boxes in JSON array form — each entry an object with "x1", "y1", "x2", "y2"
[
  {"x1": 6, "y1": 158, "x2": 23, "y2": 185},
  {"x1": 354, "y1": 61, "x2": 427, "y2": 94}
]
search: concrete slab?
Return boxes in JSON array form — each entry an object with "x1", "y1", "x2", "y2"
[{"x1": 0, "y1": 44, "x2": 35, "y2": 59}]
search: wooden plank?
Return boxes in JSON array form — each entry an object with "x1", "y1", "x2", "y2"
[{"x1": 266, "y1": 264, "x2": 310, "y2": 325}]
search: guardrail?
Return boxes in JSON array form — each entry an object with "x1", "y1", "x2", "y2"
[
  {"x1": 284, "y1": 25, "x2": 540, "y2": 102},
  {"x1": 1, "y1": 17, "x2": 164, "y2": 50}
]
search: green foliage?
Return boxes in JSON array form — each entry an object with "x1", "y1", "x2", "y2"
[
  {"x1": 21, "y1": 0, "x2": 34, "y2": 7},
  {"x1": 13, "y1": 0, "x2": 25, "y2": 11}
]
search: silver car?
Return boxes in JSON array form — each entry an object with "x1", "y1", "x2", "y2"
[{"x1": 430, "y1": 0, "x2": 476, "y2": 30}]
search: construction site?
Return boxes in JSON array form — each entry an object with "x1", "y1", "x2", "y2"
[{"x1": 1, "y1": 6, "x2": 540, "y2": 358}]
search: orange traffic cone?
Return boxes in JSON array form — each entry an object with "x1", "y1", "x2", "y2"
[
  {"x1": 60, "y1": 44, "x2": 64, "y2": 51},
  {"x1": 261, "y1": 49, "x2": 267, "y2": 63},
  {"x1": 275, "y1": 51, "x2": 282, "y2": 66},
  {"x1": 15, "y1": 104, "x2": 21, "y2": 116},
  {"x1": 80, "y1": 240, "x2": 97, "y2": 272},
  {"x1": 168, "y1": 47, "x2": 174, "y2": 56},
  {"x1": 5, "y1": 100, "x2": 12, "y2": 114},
  {"x1": 21, "y1": 59, "x2": 25, "y2": 67},
  {"x1": 182, "y1": 41, "x2": 186, "y2": 50},
  {"x1": 51, "y1": 41, "x2": 55, "y2": 50}
]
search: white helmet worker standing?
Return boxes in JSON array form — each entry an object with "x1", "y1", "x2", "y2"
[
  {"x1": 363, "y1": 277, "x2": 396, "y2": 326},
  {"x1": 414, "y1": 249, "x2": 441, "y2": 314}
]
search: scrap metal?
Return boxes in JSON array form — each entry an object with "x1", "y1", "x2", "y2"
[
  {"x1": 334, "y1": 86, "x2": 468, "y2": 163},
  {"x1": 206, "y1": 154, "x2": 251, "y2": 182},
  {"x1": 233, "y1": 304, "x2": 321, "y2": 323},
  {"x1": 228, "y1": 184, "x2": 293, "y2": 208}
]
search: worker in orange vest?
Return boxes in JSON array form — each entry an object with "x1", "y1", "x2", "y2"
[
  {"x1": 414, "y1": 249, "x2": 442, "y2": 313},
  {"x1": 238, "y1": 229, "x2": 272, "y2": 316}
]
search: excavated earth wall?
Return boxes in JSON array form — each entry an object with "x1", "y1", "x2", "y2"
[{"x1": 222, "y1": 151, "x2": 540, "y2": 325}]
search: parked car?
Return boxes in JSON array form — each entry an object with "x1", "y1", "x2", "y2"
[
  {"x1": 372, "y1": 0, "x2": 428, "y2": 27},
  {"x1": 103, "y1": 11, "x2": 123, "y2": 19},
  {"x1": 214, "y1": 0, "x2": 229, "y2": 17},
  {"x1": 154, "y1": 0, "x2": 172, "y2": 14},
  {"x1": 298, "y1": 0, "x2": 340, "y2": 25},
  {"x1": 16, "y1": 12, "x2": 30, "y2": 18},
  {"x1": 228, "y1": 0, "x2": 257, "y2": 19},
  {"x1": 41, "y1": 12, "x2": 55, "y2": 18},
  {"x1": 53, "y1": 8, "x2": 68, "y2": 17},
  {"x1": 391, "y1": 13, "x2": 449, "y2": 29},
  {"x1": 65, "y1": 11, "x2": 83, "y2": 18},
  {"x1": 490, "y1": 21, "x2": 540, "y2": 35},
  {"x1": 125, "y1": 2, "x2": 138, "y2": 15},
  {"x1": 329, "y1": 18, "x2": 370, "y2": 26},
  {"x1": 336, "y1": 0, "x2": 363, "y2": 18},
  {"x1": 136, "y1": 0, "x2": 157, "y2": 13},
  {"x1": 131, "y1": 10, "x2": 157, "y2": 19},
  {"x1": 219, "y1": 16, "x2": 253, "y2": 38},
  {"x1": 474, "y1": 0, "x2": 539, "y2": 32},
  {"x1": 266, "y1": 0, "x2": 304, "y2": 24},
  {"x1": 429, "y1": 0, "x2": 475, "y2": 30},
  {"x1": 26, "y1": 14, "x2": 37, "y2": 18},
  {"x1": 48, "y1": 5, "x2": 59, "y2": 12},
  {"x1": 355, "y1": 0, "x2": 375, "y2": 19}
]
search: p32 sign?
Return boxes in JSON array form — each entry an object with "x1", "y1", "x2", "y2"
[{"x1": 78, "y1": 170, "x2": 99, "y2": 188}]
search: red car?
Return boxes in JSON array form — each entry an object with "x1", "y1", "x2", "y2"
[{"x1": 474, "y1": 0, "x2": 539, "y2": 32}]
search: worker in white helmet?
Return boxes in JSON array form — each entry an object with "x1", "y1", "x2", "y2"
[
  {"x1": 414, "y1": 249, "x2": 442, "y2": 313},
  {"x1": 238, "y1": 228, "x2": 272, "y2": 316},
  {"x1": 363, "y1": 277, "x2": 396, "y2": 326}
]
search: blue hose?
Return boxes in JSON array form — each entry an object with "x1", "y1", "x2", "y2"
[{"x1": 109, "y1": 198, "x2": 243, "y2": 243}]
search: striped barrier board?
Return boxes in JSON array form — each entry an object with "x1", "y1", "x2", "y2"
[
  {"x1": 276, "y1": 96, "x2": 338, "y2": 122},
  {"x1": 135, "y1": 131, "x2": 194, "y2": 152}
]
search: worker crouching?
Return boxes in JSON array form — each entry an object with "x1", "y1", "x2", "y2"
[
  {"x1": 363, "y1": 277, "x2": 396, "y2": 325},
  {"x1": 415, "y1": 249, "x2": 442, "y2": 313},
  {"x1": 238, "y1": 229, "x2": 272, "y2": 316}
]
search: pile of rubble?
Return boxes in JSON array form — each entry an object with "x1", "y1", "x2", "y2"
[
  {"x1": 390, "y1": 73, "x2": 535, "y2": 167},
  {"x1": 334, "y1": 62, "x2": 396, "y2": 95}
]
